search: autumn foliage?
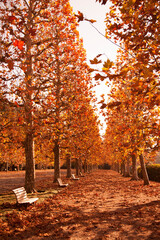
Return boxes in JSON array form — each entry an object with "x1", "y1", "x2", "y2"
[
  {"x1": 84, "y1": 0, "x2": 160, "y2": 183},
  {"x1": 100, "y1": 0, "x2": 159, "y2": 183},
  {"x1": 0, "y1": 0, "x2": 103, "y2": 191},
  {"x1": 0, "y1": 0, "x2": 160, "y2": 238},
  {"x1": 0, "y1": 0, "x2": 159, "y2": 191}
]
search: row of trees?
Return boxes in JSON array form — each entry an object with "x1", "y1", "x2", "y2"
[
  {"x1": 97, "y1": 0, "x2": 159, "y2": 184},
  {"x1": 0, "y1": 0, "x2": 104, "y2": 192},
  {"x1": 1, "y1": 0, "x2": 159, "y2": 191}
]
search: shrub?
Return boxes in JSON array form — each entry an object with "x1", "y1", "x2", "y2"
[{"x1": 138, "y1": 164, "x2": 160, "y2": 182}]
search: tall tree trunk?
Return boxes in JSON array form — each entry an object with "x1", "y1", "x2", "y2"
[
  {"x1": 79, "y1": 159, "x2": 83, "y2": 174},
  {"x1": 75, "y1": 158, "x2": 80, "y2": 176},
  {"x1": 53, "y1": 139, "x2": 60, "y2": 182},
  {"x1": 130, "y1": 153, "x2": 139, "y2": 180},
  {"x1": 25, "y1": 132, "x2": 35, "y2": 193},
  {"x1": 24, "y1": 6, "x2": 35, "y2": 193},
  {"x1": 66, "y1": 153, "x2": 71, "y2": 178},
  {"x1": 84, "y1": 159, "x2": 87, "y2": 173},
  {"x1": 139, "y1": 154, "x2": 149, "y2": 185}
]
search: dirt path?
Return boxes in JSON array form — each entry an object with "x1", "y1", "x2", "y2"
[{"x1": 0, "y1": 170, "x2": 160, "y2": 239}]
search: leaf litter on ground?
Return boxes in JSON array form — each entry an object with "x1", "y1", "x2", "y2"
[{"x1": 0, "y1": 170, "x2": 160, "y2": 239}]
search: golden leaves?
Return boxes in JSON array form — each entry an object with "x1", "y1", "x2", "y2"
[
  {"x1": 94, "y1": 73, "x2": 106, "y2": 81},
  {"x1": 102, "y1": 59, "x2": 114, "y2": 71},
  {"x1": 90, "y1": 57, "x2": 102, "y2": 65},
  {"x1": 75, "y1": 11, "x2": 97, "y2": 24}
]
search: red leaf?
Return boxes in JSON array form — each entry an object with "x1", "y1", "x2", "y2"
[
  {"x1": 29, "y1": 28, "x2": 36, "y2": 36},
  {"x1": 100, "y1": 103, "x2": 107, "y2": 109},
  {"x1": 7, "y1": 60, "x2": 14, "y2": 70},
  {"x1": 13, "y1": 39, "x2": 19, "y2": 47},
  {"x1": 8, "y1": 16, "x2": 17, "y2": 23},
  {"x1": 75, "y1": 11, "x2": 84, "y2": 22},
  {"x1": 13, "y1": 39, "x2": 24, "y2": 50}
]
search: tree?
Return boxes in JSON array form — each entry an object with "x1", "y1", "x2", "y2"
[
  {"x1": 37, "y1": 1, "x2": 94, "y2": 182},
  {"x1": 0, "y1": 0, "x2": 71, "y2": 192},
  {"x1": 69, "y1": 98, "x2": 103, "y2": 173},
  {"x1": 85, "y1": 0, "x2": 159, "y2": 184},
  {"x1": 0, "y1": 98, "x2": 25, "y2": 171},
  {"x1": 102, "y1": 46, "x2": 160, "y2": 184},
  {"x1": 1, "y1": 0, "x2": 99, "y2": 187},
  {"x1": 105, "y1": 0, "x2": 159, "y2": 106}
]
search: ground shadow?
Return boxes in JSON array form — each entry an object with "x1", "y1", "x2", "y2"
[{"x1": 1, "y1": 200, "x2": 160, "y2": 240}]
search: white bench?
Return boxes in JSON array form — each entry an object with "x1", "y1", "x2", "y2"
[
  {"x1": 79, "y1": 172, "x2": 84, "y2": 177},
  {"x1": 13, "y1": 187, "x2": 38, "y2": 204},
  {"x1": 57, "y1": 178, "x2": 68, "y2": 187},
  {"x1": 71, "y1": 174, "x2": 79, "y2": 180}
]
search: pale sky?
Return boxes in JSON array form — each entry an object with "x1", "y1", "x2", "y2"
[
  {"x1": 69, "y1": 0, "x2": 118, "y2": 134},
  {"x1": 69, "y1": 0, "x2": 118, "y2": 62}
]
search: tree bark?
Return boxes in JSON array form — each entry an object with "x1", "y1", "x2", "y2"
[
  {"x1": 125, "y1": 157, "x2": 130, "y2": 177},
  {"x1": 139, "y1": 154, "x2": 150, "y2": 185},
  {"x1": 53, "y1": 139, "x2": 60, "y2": 182},
  {"x1": 25, "y1": 132, "x2": 35, "y2": 193},
  {"x1": 84, "y1": 159, "x2": 88, "y2": 173},
  {"x1": 6, "y1": 161, "x2": 8, "y2": 172},
  {"x1": 114, "y1": 161, "x2": 120, "y2": 173},
  {"x1": 75, "y1": 158, "x2": 80, "y2": 176},
  {"x1": 24, "y1": 6, "x2": 35, "y2": 193},
  {"x1": 130, "y1": 153, "x2": 139, "y2": 180},
  {"x1": 121, "y1": 160, "x2": 125, "y2": 176},
  {"x1": 66, "y1": 153, "x2": 71, "y2": 178},
  {"x1": 79, "y1": 159, "x2": 83, "y2": 174}
]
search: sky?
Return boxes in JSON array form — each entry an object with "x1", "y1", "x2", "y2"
[
  {"x1": 69, "y1": 0, "x2": 118, "y2": 62},
  {"x1": 69, "y1": 0, "x2": 119, "y2": 134}
]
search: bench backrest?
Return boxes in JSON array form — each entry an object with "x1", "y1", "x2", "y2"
[
  {"x1": 72, "y1": 174, "x2": 77, "y2": 179},
  {"x1": 13, "y1": 187, "x2": 28, "y2": 203},
  {"x1": 57, "y1": 178, "x2": 63, "y2": 185}
]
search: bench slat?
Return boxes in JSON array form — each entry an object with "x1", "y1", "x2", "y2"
[{"x1": 71, "y1": 174, "x2": 79, "y2": 180}]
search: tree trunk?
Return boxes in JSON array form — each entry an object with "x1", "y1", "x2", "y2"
[
  {"x1": 75, "y1": 158, "x2": 80, "y2": 176},
  {"x1": 6, "y1": 161, "x2": 8, "y2": 172},
  {"x1": 84, "y1": 159, "x2": 87, "y2": 173},
  {"x1": 121, "y1": 161, "x2": 125, "y2": 176},
  {"x1": 24, "y1": 9, "x2": 35, "y2": 193},
  {"x1": 79, "y1": 159, "x2": 83, "y2": 174},
  {"x1": 66, "y1": 153, "x2": 71, "y2": 178},
  {"x1": 139, "y1": 154, "x2": 149, "y2": 185},
  {"x1": 125, "y1": 157, "x2": 130, "y2": 177},
  {"x1": 114, "y1": 161, "x2": 120, "y2": 173},
  {"x1": 89, "y1": 164, "x2": 93, "y2": 172},
  {"x1": 53, "y1": 139, "x2": 60, "y2": 182},
  {"x1": 130, "y1": 153, "x2": 139, "y2": 180},
  {"x1": 25, "y1": 132, "x2": 35, "y2": 193}
]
